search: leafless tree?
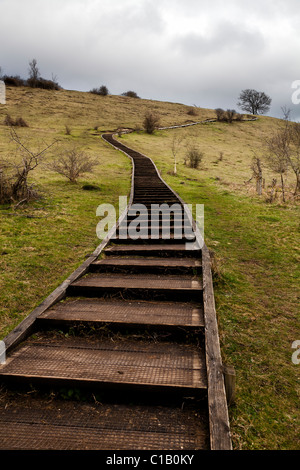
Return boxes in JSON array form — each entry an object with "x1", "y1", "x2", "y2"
[
  {"x1": 171, "y1": 133, "x2": 185, "y2": 175},
  {"x1": 50, "y1": 146, "x2": 98, "y2": 183},
  {"x1": 0, "y1": 127, "x2": 57, "y2": 204},
  {"x1": 238, "y1": 89, "x2": 272, "y2": 115},
  {"x1": 265, "y1": 129, "x2": 290, "y2": 202},
  {"x1": 28, "y1": 58, "x2": 40, "y2": 83},
  {"x1": 247, "y1": 155, "x2": 264, "y2": 196},
  {"x1": 288, "y1": 122, "x2": 300, "y2": 195},
  {"x1": 266, "y1": 108, "x2": 300, "y2": 197}
]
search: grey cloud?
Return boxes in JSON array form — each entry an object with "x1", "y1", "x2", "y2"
[
  {"x1": 0, "y1": 0, "x2": 300, "y2": 120},
  {"x1": 173, "y1": 21, "x2": 265, "y2": 57}
]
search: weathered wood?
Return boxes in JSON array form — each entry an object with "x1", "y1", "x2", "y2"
[
  {"x1": 0, "y1": 338, "x2": 208, "y2": 394},
  {"x1": 202, "y1": 244, "x2": 233, "y2": 450},
  {"x1": 38, "y1": 299, "x2": 205, "y2": 329},
  {"x1": 223, "y1": 364, "x2": 236, "y2": 406},
  {"x1": 2, "y1": 127, "x2": 233, "y2": 451}
]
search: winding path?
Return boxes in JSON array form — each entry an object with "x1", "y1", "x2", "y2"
[{"x1": 0, "y1": 126, "x2": 232, "y2": 450}]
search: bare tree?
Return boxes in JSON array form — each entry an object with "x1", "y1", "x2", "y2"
[
  {"x1": 280, "y1": 107, "x2": 300, "y2": 195},
  {"x1": 265, "y1": 129, "x2": 289, "y2": 202},
  {"x1": 251, "y1": 156, "x2": 264, "y2": 196},
  {"x1": 28, "y1": 59, "x2": 40, "y2": 83},
  {"x1": 288, "y1": 122, "x2": 300, "y2": 195},
  {"x1": 171, "y1": 133, "x2": 185, "y2": 175},
  {"x1": 50, "y1": 146, "x2": 98, "y2": 183},
  {"x1": 238, "y1": 89, "x2": 272, "y2": 115},
  {"x1": 0, "y1": 127, "x2": 57, "y2": 204}
]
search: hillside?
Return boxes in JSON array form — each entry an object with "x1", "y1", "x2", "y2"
[{"x1": 0, "y1": 86, "x2": 299, "y2": 450}]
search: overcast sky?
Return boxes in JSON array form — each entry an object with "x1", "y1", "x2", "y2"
[{"x1": 1, "y1": 0, "x2": 300, "y2": 120}]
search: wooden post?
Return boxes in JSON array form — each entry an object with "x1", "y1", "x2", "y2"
[{"x1": 222, "y1": 364, "x2": 236, "y2": 406}]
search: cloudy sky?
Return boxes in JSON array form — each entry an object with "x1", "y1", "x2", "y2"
[{"x1": 1, "y1": 0, "x2": 300, "y2": 120}]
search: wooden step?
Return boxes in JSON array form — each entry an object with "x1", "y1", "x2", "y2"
[
  {"x1": 90, "y1": 257, "x2": 202, "y2": 274},
  {"x1": 127, "y1": 208, "x2": 184, "y2": 216},
  {"x1": 104, "y1": 244, "x2": 201, "y2": 258},
  {"x1": 0, "y1": 397, "x2": 209, "y2": 450},
  {"x1": 111, "y1": 234, "x2": 196, "y2": 244},
  {"x1": 0, "y1": 337, "x2": 207, "y2": 395},
  {"x1": 37, "y1": 298, "x2": 205, "y2": 329},
  {"x1": 67, "y1": 273, "x2": 203, "y2": 301}
]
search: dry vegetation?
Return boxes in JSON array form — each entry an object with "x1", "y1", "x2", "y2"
[{"x1": 0, "y1": 86, "x2": 299, "y2": 450}]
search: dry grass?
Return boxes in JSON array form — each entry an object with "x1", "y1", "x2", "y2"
[
  {"x1": 120, "y1": 118, "x2": 298, "y2": 202},
  {"x1": 0, "y1": 86, "x2": 299, "y2": 450}
]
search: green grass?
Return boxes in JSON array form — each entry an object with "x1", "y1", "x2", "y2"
[
  {"x1": 0, "y1": 86, "x2": 299, "y2": 450},
  {"x1": 0, "y1": 137, "x2": 131, "y2": 338},
  {"x1": 119, "y1": 130, "x2": 300, "y2": 450}
]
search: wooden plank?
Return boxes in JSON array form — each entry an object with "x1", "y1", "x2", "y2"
[
  {"x1": 202, "y1": 244, "x2": 232, "y2": 450},
  {"x1": 0, "y1": 338, "x2": 208, "y2": 393},
  {"x1": 38, "y1": 299, "x2": 205, "y2": 328},
  {"x1": 0, "y1": 398, "x2": 209, "y2": 450}
]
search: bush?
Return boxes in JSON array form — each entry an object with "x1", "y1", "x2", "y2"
[
  {"x1": 3, "y1": 75, "x2": 26, "y2": 87},
  {"x1": 4, "y1": 115, "x2": 15, "y2": 126},
  {"x1": 215, "y1": 108, "x2": 225, "y2": 121},
  {"x1": 143, "y1": 111, "x2": 160, "y2": 134},
  {"x1": 50, "y1": 146, "x2": 98, "y2": 183},
  {"x1": 215, "y1": 108, "x2": 237, "y2": 123},
  {"x1": 65, "y1": 125, "x2": 72, "y2": 135},
  {"x1": 4, "y1": 115, "x2": 29, "y2": 127},
  {"x1": 187, "y1": 107, "x2": 198, "y2": 116},
  {"x1": 3, "y1": 74, "x2": 60, "y2": 90},
  {"x1": 226, "y1": 109, "x2": 236, "y2": 123},
  {"x1": 90, "y1": 85, "x2": 109, "y2": 96},
  {"x1": 185, "y1": 146, "x2": 204, "y2": 169},
  {"x1": 27, "y1": 77, "x2": 60, "y2": 90},
  {"x1": 122, "y1": 90, "x2": 140, "y2": 98}
]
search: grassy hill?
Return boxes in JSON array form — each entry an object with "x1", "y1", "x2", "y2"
[{"x1": 0, "y1": 86, "x2": 299, "y2": 450}]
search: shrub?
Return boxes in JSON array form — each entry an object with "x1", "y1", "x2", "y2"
[
  {"x1": 122, "y1": 90, "x2": 140, "y2": 98},
  {"x1": 226, "y1": 109, "x2": 236, "y2": 123},
  {"x1": 65, "y1": 125, "x2": 72, "y2": 135},
  {"x1": 82, "y1": 183, "x2": 101, "y2": 191},
  {"x1": 215, "y1": 108, "x2": 225, "y2": 121},
  {"x1": 4, "y1": 115, "x2": 29, "y2": 127},
  {"x1": 90, "y1": 85, "x2": 109, "y2": 96},
  {"x1": 15, "y1": 117, "x2": 29, "y2": 127},
  {"x1": 187, "y1": 107, "x2": 198, "y2": 116},
  {"x1": 50, "y1": 146, "x2": 98, "y2": 183},
  {"x1": 4, "y1": 114, "x2": 15, "y2": 126},
  {"x1": 3, "y1": 75, "x2": 26, "y2": 87},
  {"x1": 143, "y1": 111, "x2": 160, "y2": 134},
  {"x1": 185, "y1": 146, "x2": 204, "y2": 169},
  {"x1": 215, "y1": 108, "x2": 237, "y2": 123},
  {"x1": 27, "y1": 77, "x2": 60, "y2": 90}
]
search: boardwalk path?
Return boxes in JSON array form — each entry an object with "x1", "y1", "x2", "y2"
[{"x1": 0, "y1": 129, "x2": 232, "y2": 450}]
